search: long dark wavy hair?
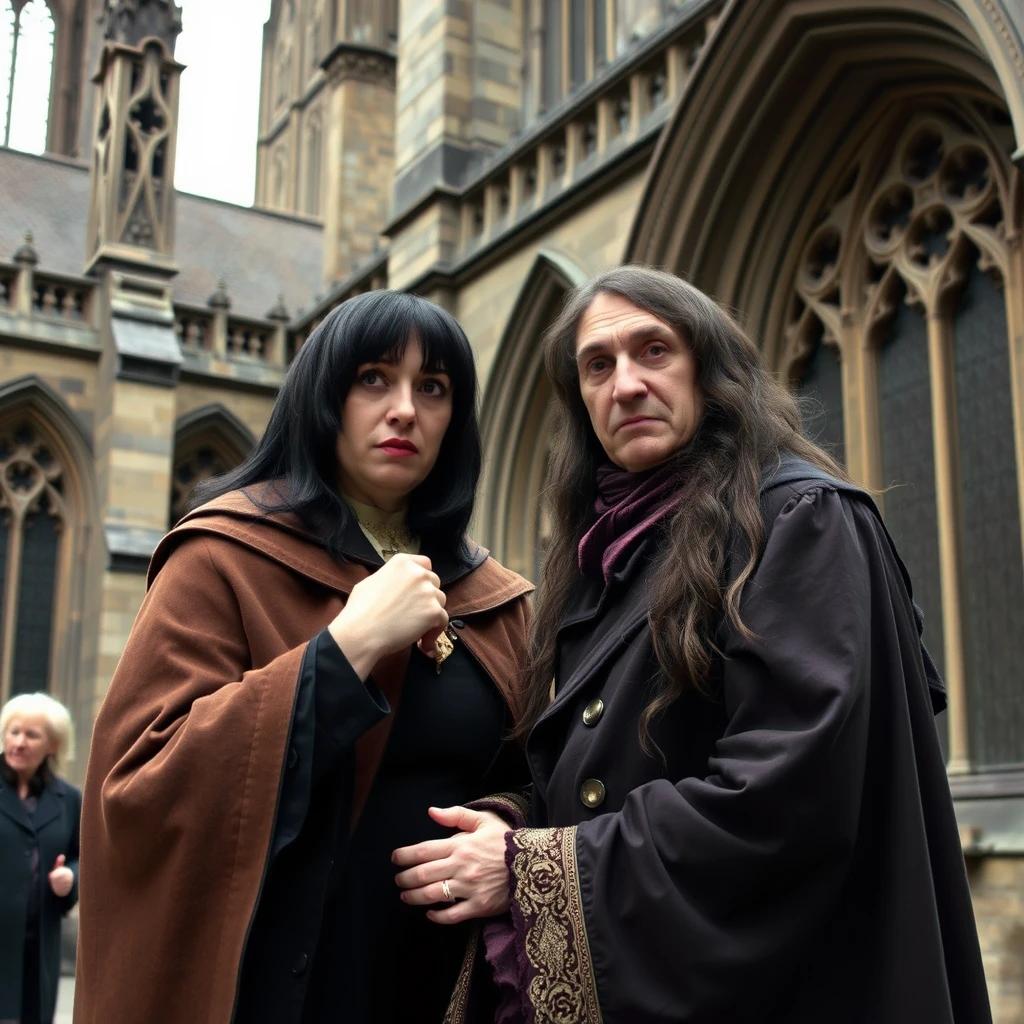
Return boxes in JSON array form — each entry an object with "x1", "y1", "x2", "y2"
[
  {"x1": 519, "y1": 265, "x2": 847, "y2": 744},
  {"x1": 191, "y1": 290, "x2": 483, "y2": 559}
]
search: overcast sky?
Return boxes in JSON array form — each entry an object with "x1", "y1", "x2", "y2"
[
  {"x1": 175, "y1": 0, "x2": 274, "y2": 206},
  {"x1": 1, "y1": 0, "x2": 272, "y2": 207}
]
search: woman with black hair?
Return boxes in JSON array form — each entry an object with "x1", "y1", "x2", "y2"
[{"x1": 74, "y1": 291, "x2": 533, "y2": 1024}]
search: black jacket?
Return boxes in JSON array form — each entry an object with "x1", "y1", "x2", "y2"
[
  {"x1": 517, "y1": 458, "x2": 990, "y2": 1023},
  {"x1": 0, "y1": 772, "x2": 80, "y2": 1022}
]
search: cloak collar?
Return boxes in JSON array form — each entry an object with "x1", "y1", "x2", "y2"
[{"x1": 152, "y1": 486, "x2": 532, "y2": 616}]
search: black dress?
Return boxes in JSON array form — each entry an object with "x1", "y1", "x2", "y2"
[
  {"x1": 234, "y1": 528, "x2": 527, "y2": 1024},
  {"x1": 302, "y1": 642, "x2": 520, "y2": 1022}
]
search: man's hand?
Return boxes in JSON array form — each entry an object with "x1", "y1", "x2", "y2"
[{"x1": 393, "y1": 806, "x2": 511, "y2": 924}]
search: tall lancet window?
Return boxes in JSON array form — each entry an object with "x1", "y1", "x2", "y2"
[
  {"x1": 1, "y1": 0, "x2": 55, "y2": 153},
  {"x1": 0, "y1": 421, "x2": 65, "y2": 699}
]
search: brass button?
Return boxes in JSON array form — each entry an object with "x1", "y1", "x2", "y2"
[
  {"x1": 582, "y1": 698, "x2": 604, "y2": 727},
  {"x1": 580, "y1": 779, "x2": 606, "y2": 809}
]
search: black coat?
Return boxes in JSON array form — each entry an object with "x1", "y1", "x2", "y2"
[
  {"x1": 0, "y1": 773, "x2": 81, "y2": 1022},
  {"x1": 510, "y1": 462, "x2": 991, "y2": 1023}
]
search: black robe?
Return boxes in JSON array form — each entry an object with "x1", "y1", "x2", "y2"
[{"x1": 465, "y1": 459, "x2": 991, "y2": 1024}]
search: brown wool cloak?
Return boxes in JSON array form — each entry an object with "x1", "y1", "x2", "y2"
[{"x1": 74, "y1": 490, "x2": 532, "y2": 1024}]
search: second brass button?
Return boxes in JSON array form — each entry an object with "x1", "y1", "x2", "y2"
[
  {"x1": 582, "y1": 698, "x2": 604, "y2": 726},
  {"x1": 580, "y1": 778, "x2": 606, "y2": 809}
]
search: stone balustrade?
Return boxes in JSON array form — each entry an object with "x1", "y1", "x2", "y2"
[
  {"x1": 32, "y1": 272, "x2": 95, "y2": 324},
  {"x1": 454, "y1": 1, "x2": 722, "y2": 261}
]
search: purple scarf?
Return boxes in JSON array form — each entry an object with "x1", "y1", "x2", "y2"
[{"x1": 578, "y1": 460, "x2": 685, "y2": 583}]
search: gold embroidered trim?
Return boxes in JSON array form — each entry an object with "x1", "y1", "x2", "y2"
[
  {"x1": 443, "y1": 924, "x2": 479, "y2": 1024},
  {"x1": 511, "y1": 826, "x2": 603, "y2": 1024}
]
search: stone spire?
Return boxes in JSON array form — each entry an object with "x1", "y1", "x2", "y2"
[{"x1": 86, "y1": 4, "x2": 185, "y2": 277}]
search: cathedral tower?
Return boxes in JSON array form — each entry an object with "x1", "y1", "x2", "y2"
[{"x1": 255, "y1": 0, "x2": 398, "y2": 286}]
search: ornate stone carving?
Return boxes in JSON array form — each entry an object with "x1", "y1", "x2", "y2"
[
  {"x1": 90, "y1": 27, "x2": 179, "y2": 265},
  {"x1": 783, "y1": 105, "x2": 1013, "y2": 377},
  {"x1": 122, "y1": 197, "x2": 155, "y2": 247},
  {"x1": 103, "y1": 0, "x2": 184, "y2": 54},
  {"x1": 321, "y1": 43, "x2": 396, "y2": 88}
]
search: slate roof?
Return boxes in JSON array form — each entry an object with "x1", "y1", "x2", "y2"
[{"x1": 0, "y1": 146, "x2": 325, "y2": 320}]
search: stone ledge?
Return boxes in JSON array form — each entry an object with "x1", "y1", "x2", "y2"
[
  {"x1": 179, "y1": 349, "x2": 285, "y2": 394},
  {"x1": 105, "y1": 523, "x2": 166, "y2": 574},
  {"x1": 0, "y1": 312, "x2": 102, "y2": 358}
]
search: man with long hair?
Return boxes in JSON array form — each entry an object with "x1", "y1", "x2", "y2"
[{"x1": 395, "y1": 266, "x2": 990, "y2": 1023}]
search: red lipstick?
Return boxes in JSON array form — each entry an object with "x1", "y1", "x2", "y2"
[{"x1": 379, "y1": 437, "x2": 418, "y2": 456}]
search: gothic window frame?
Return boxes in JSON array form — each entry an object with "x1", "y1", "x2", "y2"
[
  {"x1": 0, "y1": 376, "x2": 94, "y2": 715},
  {"x1": 777, "y1": 99, "x2": 1024, "y2": 776},
  {"x1": 170, "y1": 404, "x2": 255, "y2": 527},
  {"x1": 1, "y1": 0, "x2": 57, "y2": 153}
]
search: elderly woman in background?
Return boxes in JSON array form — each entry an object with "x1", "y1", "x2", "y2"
[{"x1": 0, "y1": 693, "x2": 79, "y2": 1024}]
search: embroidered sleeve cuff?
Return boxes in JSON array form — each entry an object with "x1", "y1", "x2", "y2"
[{"x1": 506, "y1": 826, "x2": 602, "y2": 1024}]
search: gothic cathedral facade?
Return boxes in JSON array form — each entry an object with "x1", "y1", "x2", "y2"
[{"x1": 3, "y1": 0, "x2": 1024, "y2": 1014}]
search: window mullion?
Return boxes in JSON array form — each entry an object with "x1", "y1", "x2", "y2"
[
  {"x1": 3, "y1": 5, "x2": 22, "y2": 147},
  {"x1": 926, "y1": 310, "x2": 971, "y2": 773},
  {"x1": 1, "y1": 507, "x2": 22, "y2": 702}
]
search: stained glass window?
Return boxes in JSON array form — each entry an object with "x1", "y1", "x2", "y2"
[
  {"x1": 954, "y1": 267, "x2": 1024, "y2": 768},
  {"x1": 796, "y1": 338, "x2": 845, "y2": 467},
  {"x1": 878, "y1": 300, "x2": 947, "y2": 751},
  {"x1": 10, "y1": 492, "x2": 58, "y2": 695},
  {"x1": 0, "y1": 421, "x2": 64, "y2": 698}
]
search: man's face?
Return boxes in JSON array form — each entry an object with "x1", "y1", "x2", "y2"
[{"x1": 575, "y1": 292, "x2": 703, "y2": 472}]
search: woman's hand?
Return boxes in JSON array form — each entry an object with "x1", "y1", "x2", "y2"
[
  {"x1": 48, "y1": 854, "x2": 74, "y2": 898},
  {"x1": 329, "y1": 553, "x2": 448, "y2": 679},
  {"x1": 393, "y1": 806, "x2": 511, "y2": 924}
]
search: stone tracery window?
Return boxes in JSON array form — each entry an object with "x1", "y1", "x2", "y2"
[
  {"x1": 0, "y1": 0, "x2": 55, "y2": 153},
  {"x1": 782, "y1": 104, "x2": 1024, "y2": 772},
  {"x1": 169, "y1": 443, "x2": 228, "y2": 526},
  {"x1": 0, "y1": 420, "x2": 65, "y2": 699}
]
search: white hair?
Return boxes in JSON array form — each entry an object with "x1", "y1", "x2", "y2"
[{"x1": 0, "y1": 692, "x2": 74, "y2": 772}]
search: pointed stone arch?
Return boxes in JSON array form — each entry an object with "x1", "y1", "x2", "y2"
[
  {"x1": 479, "y1": 249, "x2": 586, "y2": 578},
  {"x1": 627, "y1": 0, "x2": 1022, "y2": 311},
  {"x1": 170, "y1": 404, "x2": 255, "y2": 524},
  {"x1": 0, "y1": 375, "x2": 99, "y2": 760}
]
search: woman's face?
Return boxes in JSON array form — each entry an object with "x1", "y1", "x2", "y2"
[
  {"x1": 336, "y1": 337, "x2": 454, "y2": 510},
  {"x1": 3, "y1": 714, "x2": 57, "y2": 779}
]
